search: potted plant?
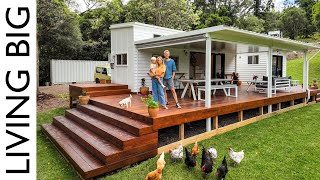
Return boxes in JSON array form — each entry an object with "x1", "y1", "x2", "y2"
[
  {"x1": 313, "y1": 78, "x2": 318, "y2": 87},
  {"x1": 78, "y1": 91, "x2": 90, "y2": 105},
  {"x1": 140, "y1": 78, "x2": 149, "y2": 95},
  {"x1": 141, "y1": 94, "x2": 159, "y2": 117}
]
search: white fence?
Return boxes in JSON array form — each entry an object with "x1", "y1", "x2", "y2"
[{"x1": 50, "y1": 60, "x2": 108, "y2": 84}]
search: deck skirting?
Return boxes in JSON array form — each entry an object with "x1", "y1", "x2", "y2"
[{"x1": 157, "y1": 102, "x2": 307, "y2": 154}]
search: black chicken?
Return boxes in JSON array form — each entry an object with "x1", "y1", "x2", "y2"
[
  {"x1": 184, "y1": 147, "x2": 196, "y2": 169},
  {"x1": 201, "y1": 147, "x2": 213, "y2": 179},
  {"x1": 216, "y1": 155, "x2": 228, "y2": 180}
]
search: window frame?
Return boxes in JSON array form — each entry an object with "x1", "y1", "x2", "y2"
[
  {"x1": 116, "y1": 53, "x2": 128, "y2": 66},
  {"x1": 248, "y1": 55, "x2": 259, "y2": 65}
]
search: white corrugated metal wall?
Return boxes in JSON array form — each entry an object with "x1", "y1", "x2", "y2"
[{"x1": 50, "y1": 60, "x2": 108, "y2": 84}]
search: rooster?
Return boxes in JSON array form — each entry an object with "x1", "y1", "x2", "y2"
[
  {"x1": 169, "y1": 143, "x2": 183, "y2": 162},
  {"x1": 228, "y1": 148, "x2": 244, "y2": 166},
  {"x1": 146, "y1": 168, "x2": 162, "y2": 180},
  {"x1": 208, "y1": 147, "x2": 218, "y2": 161},
  {"x1": 191, "y1": 141, "x2": 199, "y2": 156},
  {"x1": 216, "y1": 155, "x2": 228, "y2": 180},
  {"x1": 185, "y1": 148, "x2": 196, "y2": 169},
  {"x1": 156, "y1": 152, "x2": 166, "y2": 170},
  {"x1": 201, "y1": 147, "x2": 213, "y2": 179}
]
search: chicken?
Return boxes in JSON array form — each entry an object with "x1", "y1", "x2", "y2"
[
  {"x1": 200, "y1": 147, "x2": 213, "y2": 179},
  {"x1": 169, "y1": 143, "x2": 183, "y2": 162},
  {"x1": 191, "y1": 141, "x2": 199, "y2": 156},
  {"x1": 156, "y1": 152, "x2": 166, "y2": 170},
  {"x1": 216, "y1": 155, "x2": 228, "y2": 180},
  {"x1": 208, "y1": 147, "x2": 218, "y2": 161},
  {"x1": 146, "y1": 168, "x2": 162, "y2": 180},
  {"x1": 228, "y1": 148, "x2": 244, "y2": 165},
  {"x1": 184, "y1": 148, "x2": 196, "y2": 169}
]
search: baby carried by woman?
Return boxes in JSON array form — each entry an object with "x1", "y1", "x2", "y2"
[{"x1": 148, "y1": 57, "x2": 166, "y2": 88}]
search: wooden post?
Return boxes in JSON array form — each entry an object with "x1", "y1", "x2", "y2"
[
  {"x1": 259, "y1": 106, "x2": 264, "y2": 115},
  {"x1": 179, "y1": 124, "x2": 184, "y2": 140},
  {"x1": 278, "y1": 103, "x2": 281, "y2": 110},
  {"x1": 238, "y1": 111, "x2": 243, "y2": 121},
  {"x1": 205, "y1": 34, "x2": 212, "y2": 132},
  {"x1": 302, "y1": 98, "x2": 306, "y2": 104},
  {"x1": 290, "y1": 100, "x2": 294, "y2": 106},
  {"x1": 69, "y1": 96, "x2": 73, "y2": 108},
  {"x1": 213, "y1": 116, "x2": 219, "y2": 130}
]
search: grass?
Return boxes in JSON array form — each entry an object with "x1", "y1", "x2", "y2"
[
  {"x1": 287, "y1": 52, "x2": 320, "y2": 85},
  {"x1": 37, "y1": 104, "x2": 320, "y2": 180},
  {"x1": 296, "y1": 32, "x2": 320, "y2": 43},
  {"x1": 37, "y1": 107, "x2": 78, "y2": 180}
]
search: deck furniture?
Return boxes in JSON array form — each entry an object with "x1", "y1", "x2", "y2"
[
  {"x1": 178, "y1": 79, "x2": 232, "y2": 100},
  {"x1": 197, "y1": 84, "x2": 238, "y2": 101},
  {"x1": 255, "y1": 77, "x2": 291, "y2": 94},
  {"x1": 245, "y1": 80, "x2": 268, "y2": 92}
]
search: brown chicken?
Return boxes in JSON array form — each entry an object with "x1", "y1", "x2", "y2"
[
  {"x1": 156, "y1": 152, "x2": 166, "y2": 170},
  {"x1": 146, "y1": 168, "x2": 162, "y2": 180},
  {"x1": 191, "y1": 141, "x2": 199, "y2": 156}
]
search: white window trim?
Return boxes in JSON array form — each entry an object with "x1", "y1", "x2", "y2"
[
  {"x1": 115, "y1": 53, "x2": 128, "y2": 66},
  {"x1": 248, "y1": 55, "x2": 259, "y2": 65}
]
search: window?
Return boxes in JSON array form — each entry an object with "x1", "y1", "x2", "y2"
[
  {"x1": 248, "y1": 55, "x2": 259, "y2": 64},
  {"x1": 153, "y1": 34, "x2": 162, "y2": 38},
  {"x1": 116, "y1": 54, "x2": 127, "y2": 65}
]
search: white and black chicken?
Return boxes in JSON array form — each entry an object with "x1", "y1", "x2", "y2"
[
  {"x1": 228, "y1": 148, "x2": 244, "y2": 166},
  {"x1": 208, "y1": 147, "x2": 218, "y2": 161},
  {"x1": 169, "y1": 143, "x2": 183, "y2": 162}
]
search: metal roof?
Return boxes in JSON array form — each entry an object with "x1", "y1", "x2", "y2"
[{"x1": 135, "y1": 25, "x2": 320, "y2": 52}]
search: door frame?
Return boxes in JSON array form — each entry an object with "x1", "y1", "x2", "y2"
[
  {"x1": 212, "y1": 53, "x2": 225, "y2": 78},
  {"x1": 272, "y1": 55, "x2": 283, "y2": 77}
]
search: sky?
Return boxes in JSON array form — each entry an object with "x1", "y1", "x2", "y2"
[{"x1": 75, "y1": 0, "x2": 293, "y2": 13}]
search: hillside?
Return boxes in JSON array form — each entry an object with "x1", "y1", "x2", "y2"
[{"x1": 286, "y1": 52, "x2": 320, "y2": 85}]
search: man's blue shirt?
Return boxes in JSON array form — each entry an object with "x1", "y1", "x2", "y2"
[{"x1": 164, "y1": 58, "x2": 176, "y2": 80}]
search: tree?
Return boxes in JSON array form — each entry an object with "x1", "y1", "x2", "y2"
[
  {"x1": 263, "y1": 11, "x2": 281, "y2": 33},
  {"x1": 312, "y1": 1, "x2": 320, "y2": 31},
  {"x1": 37, "y1": 0, "x2": 83, "y2": 85},
  {"x1": 281, "y1": 7, "x2": 308, "y2": 39},
  {"x1": 237, "y1": 15, "x2": 265, "y2": 32},
  {"x1": 124, "y1": 0, "x2": 200, "y2": 30},
  {"x1": 295, "y1": 0, "x2": 317, "y2": 37}
]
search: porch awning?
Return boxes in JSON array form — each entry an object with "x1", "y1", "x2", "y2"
[{"x1": 135, "y1": 25, "x2": 320, "y2": 52}]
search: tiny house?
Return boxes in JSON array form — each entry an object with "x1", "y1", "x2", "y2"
[{"x1": 110, "y1": 22, "x2": 287, "y2": 92}]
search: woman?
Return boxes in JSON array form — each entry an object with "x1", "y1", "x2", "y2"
[{"x1": 150, "y1": 56, "x2": 168, "y2": 109}]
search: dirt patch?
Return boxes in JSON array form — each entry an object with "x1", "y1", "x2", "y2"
[{"x1": 37, "y1": 85, "x2": 69, "y2": 112}]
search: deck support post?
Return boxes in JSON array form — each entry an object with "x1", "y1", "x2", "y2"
[
  {"x1": 290, "y1": 100, "x2": 294, "y2": 106},
  {"x1": 179, "y1": 124, "x2": 184, "y2": 140},
  {"x1": 278, "y1": 103, "x2": 281, "y2": 110},
  {"x1": 259, "y1": 106, "x2": 264, "y2": 115},
  {"x1": 238, "y1": 111, "x2": 243, "y2": 122},
  {"x1": 205, "y1": 33, "x2": 212, "y2": 132},
  {"x1": 213, "y1": 116, "x2": 219, "y2": 130},
  {"x1": 303, "y1": 51, "x2": 309, "y2": 91},
  {"x1": 267, "y1": 46, "x2": 273, "y2": 113}
]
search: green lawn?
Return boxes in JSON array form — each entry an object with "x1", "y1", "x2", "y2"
[
  {"x1": 287, "y1": 52, "x2": 320, "y2": 85},
  {"x1": 37, "y1": 104, "x2": 320, "y2": 180}
]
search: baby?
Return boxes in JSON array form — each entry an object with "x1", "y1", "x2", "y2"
[{"x1": 149, "y1": 57, "x2": 166, "y2": 88}]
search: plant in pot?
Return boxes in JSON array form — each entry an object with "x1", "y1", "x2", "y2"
[
  {"x1": 78, "y1": 91, "x2": 90, "y2": 105},
  {"x1": 140, "y1": 78, "x2": 149, "y2": 95},
  {"x1": 141, "y1": 94, "x2": 159, "y2": 117}
]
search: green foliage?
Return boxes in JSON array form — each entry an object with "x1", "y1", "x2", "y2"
[
  {"x1": 37, "y1": 0, "x2": 83, "y2": 85},
  {"x1": 312, "y1": 1, "x2": 320, "y2": 31},
  {"x1": 287, "y1": 52, "x2": 320, "y2": 85},
  {"x1": 237, "y1": 15, "x2": 265, "y2": 32},
  {"x1": 281, "y1": 7, "x2": 308, "y2": 39},
  {"x1": 124, "y1": 0, "x2": 200, "y2": 30},
  {"x1": 262, "y1": 11, "x2": 281, "y2": 32},
  {"x1": 141, "y1": 94, "x2": 158, "y2": 108}
]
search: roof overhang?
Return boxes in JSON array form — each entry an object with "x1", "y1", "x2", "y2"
[{"x1": 134, "y1": 25, "x2": 320, "y2": 52}]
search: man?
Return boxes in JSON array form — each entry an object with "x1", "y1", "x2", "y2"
[{"x1": 163, "y1": 50, "x2": 181, "y2": 108}]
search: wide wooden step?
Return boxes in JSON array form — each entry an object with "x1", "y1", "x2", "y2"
[
  {"x1": 53, "y1": 116, "x2": 157, "y2": 151},
  {"x1": 87, "y1": 89, "x2": 131, "y2": 97},
  {"x1": 41, "y1": 124, "x2": 104, "y2": 179},
  {"x1": 76, "y1": 105, "x2": 153, "y2": 136},
  {"x1": 90, "y1": 99, "x2": 153, "y2": 124},
  {"x1": 42, "y1": 124, "x2": 157, "y2": 179}
]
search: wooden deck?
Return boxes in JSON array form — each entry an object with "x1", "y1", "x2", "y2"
[
  {"x1": 91, "y1": 86, "x2": 316, "y2": 130},
  {"x1": 42, "y1": 83, "x2": 319, "y2": 179}
]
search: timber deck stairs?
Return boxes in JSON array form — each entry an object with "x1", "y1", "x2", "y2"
[{"x1": 41, "y1": 84, "x2": 158, "y2": 179}]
